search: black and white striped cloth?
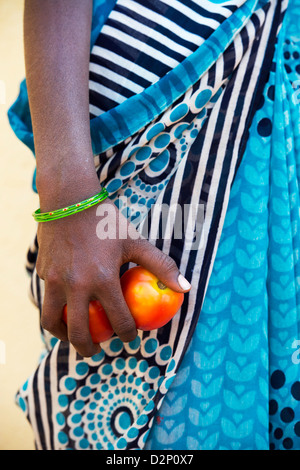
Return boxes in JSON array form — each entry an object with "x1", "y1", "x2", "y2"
[
  {"x1": 89, "y1": 0, "x2": 248, "y2": 117},
  {"x1": 22, "y1": 0, "x2": 286, "y2": 450}
]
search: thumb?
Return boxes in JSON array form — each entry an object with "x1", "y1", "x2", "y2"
[{"x1": 128, "y1": 239, "x2": 191, "y2": 293}]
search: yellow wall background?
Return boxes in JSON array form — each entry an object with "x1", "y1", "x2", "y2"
[{"x1": 0, "y1": 0, "x2": 43, "y2": 450}]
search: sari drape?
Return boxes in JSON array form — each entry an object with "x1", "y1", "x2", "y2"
[{"x1": 8, "y1": 0, "x2": 300, "y2": 450}]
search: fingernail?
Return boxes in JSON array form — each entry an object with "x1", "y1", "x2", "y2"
[{"x1": 178, "y1": 274, "x2": 191, "y2": 291}]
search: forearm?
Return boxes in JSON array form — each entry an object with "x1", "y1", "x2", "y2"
[{"x1": 24, "y1": 0, "x2": 99, "y2": 210}]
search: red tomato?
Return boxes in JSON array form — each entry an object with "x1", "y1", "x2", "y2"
[
  {"x1": 62, "y1": 300, "x2": 114, "y2": 344},
  {"x1": 120, "y1": 266, "x2": 184, "y2": 331},
  {"x1": 62, "y1": 267, "x2": 185, "y2": 343}
]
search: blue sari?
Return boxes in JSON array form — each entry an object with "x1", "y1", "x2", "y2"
[
  {"x1": 146, "y1": 0, "x2": 300, "y2": 450},
  {"x1": 8, "y1": 0, "x2": 300, "y2": 450}
]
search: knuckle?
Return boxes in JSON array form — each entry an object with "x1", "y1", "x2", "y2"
[
  {"x1": 63, "y1": 272, "x2": 87, "y2": 291},
  {"x1": 131, "y1": 237, "x2": 147, "y2": 252},
  {"x1": 41, "y1": 313, "x2": 56, "y2": 333},
  {"x1": 79, "y1": 351, "x2": 95, "y2": 359},
  {"x1": 160, "y1": 253, "x2": 178, "y2": 273},
  {"x1": 35, "y1": 260, "x2": 44, "y2": 280},
  {"x1": 45, "y1": 269, "x2": 61, "y2": 286},
  {"x1": 142, "y1": 244, "x2": 176, "y2": 270},
  {"x1": 122, "y1": 240, "x2": 133, "y2": 262},
  {"x1": 124, "y1": 234, "x2": 143, "y2": 254},
  {"x1": 113, "y1": 316, "x2": 137, "y2": 342},
  {"x1": 68, "y1": 330, "x2": 90, "y2": 347},
  {"x1": 96, "y1": 267, "x2": 116, "y2": 287}
]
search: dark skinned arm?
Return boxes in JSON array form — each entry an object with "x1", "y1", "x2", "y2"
[{"x1": 23, "y1": 0, "x2": 191, "y2": 358}]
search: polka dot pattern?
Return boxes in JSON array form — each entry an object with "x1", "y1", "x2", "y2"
[
  {"x1": 52, "y1": 334, "x2": 175, "y2": 449},
  {"x1": 269, "y1": 369, "x2": 300, "y2": 450},
  {"x1": 97, "y1": 84, "x2": 215, "y2": 228},
  {"x1": 145, "y1": 24, "x2": 300, "y2": 451},
  {"x1": 14, "y1": 0, "x2": 299, "y2": 452}
]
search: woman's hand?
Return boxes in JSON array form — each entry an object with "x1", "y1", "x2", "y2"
[
  {"x1": 24, "y1": 0, "x2": 191, "y2": 358},
  {"x1": 36, "y1": 194, "x2": 191, "y2": 358}
]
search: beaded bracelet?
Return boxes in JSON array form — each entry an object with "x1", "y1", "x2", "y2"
[{"x1": 32, "y1": 187, "x2": 109, "y2": 222}]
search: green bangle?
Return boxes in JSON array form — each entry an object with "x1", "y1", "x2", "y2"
[{"x1": 32, "y1": 187, "x2": 109, "y2": 222}]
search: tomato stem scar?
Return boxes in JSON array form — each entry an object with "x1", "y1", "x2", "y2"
[{"x1": 157, "y1": 280, "x2": 167, "y2": 290}]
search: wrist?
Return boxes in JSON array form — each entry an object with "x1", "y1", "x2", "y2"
[
  {"x1": 36, "y1": 167, "x2": 102, "y2": 213},
  {"x1": 33, "y1": 186, "x2": 108, "y2": 222}
]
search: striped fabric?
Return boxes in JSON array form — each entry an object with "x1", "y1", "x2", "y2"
[
  {"x1": 19, "y1": 0, "x2": 286, "y2": 450},
  {"x1": 89, "y1": 0, "x2": 248, "y2": 117}
]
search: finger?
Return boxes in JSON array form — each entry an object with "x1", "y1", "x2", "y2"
[
  {"x1": 41, "y1": 281, "x2": 68, "y2": 342},
  {"x1": 95, "y1": 278, "x2": 137, "y2": 343},
  {"x1": 66, "y1": 291, "x2": 101, "y2": 358},
  {"x1": 129, "y1": 239, "x2": 191, "y2": 293}
]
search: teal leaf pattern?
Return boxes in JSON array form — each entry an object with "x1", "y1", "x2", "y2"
[{"x1": 146, "y1": 8, "x2": 300, "y2": 449}]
